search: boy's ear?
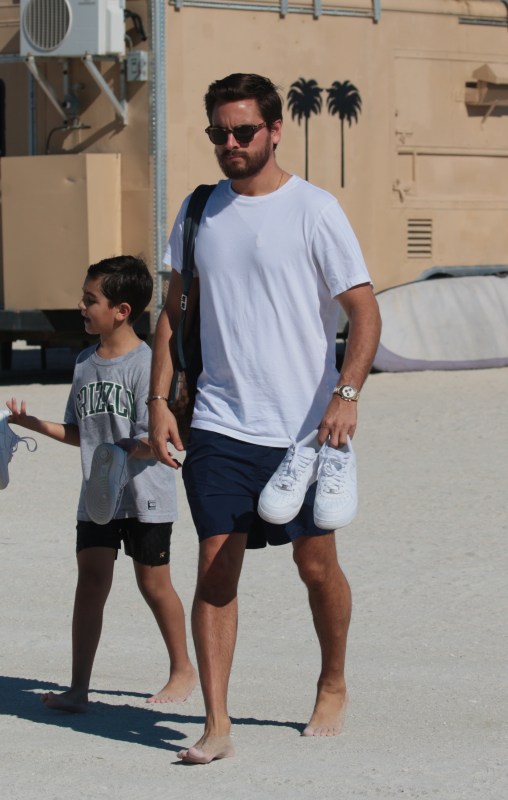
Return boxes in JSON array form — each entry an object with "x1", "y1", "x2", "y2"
[{"x1": 116, "y1": 302, "x2": 131, "y2": 321}]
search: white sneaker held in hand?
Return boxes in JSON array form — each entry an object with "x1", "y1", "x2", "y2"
[
  {"x1": 258, "y1": 430, "x2": 320, "y2": 525},
  {"x1": 314, "y1": 436, "x2": 357, "y2": 530},
  {"x1": 0, "y1": 409, "x2": 37, "y2": 490},
  {"x1": 85, "y1": 443, "x2": 128, "y2": 525}
]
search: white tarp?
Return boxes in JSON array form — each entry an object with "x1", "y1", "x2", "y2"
[{"x1": 373, "y1": 274, "x2": 508, "y2": 371}]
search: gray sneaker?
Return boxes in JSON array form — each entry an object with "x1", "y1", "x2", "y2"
[
  {"x1": 85, "y1": 443, "x2": 128, "y2": 525},
  {"x1": 0, "y1": 409, "x2": 37, "y2": 490},
  {"x1": 314, "y1": 436, "x2": 357, "y2": 530}
]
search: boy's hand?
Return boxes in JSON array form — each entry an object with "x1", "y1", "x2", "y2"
[
  {"x1": 5, "y1": 399, "x2": 77, "y2": 445},
  {"x1": 6, "y1": 397, "x2": 29, "y2": 425}
]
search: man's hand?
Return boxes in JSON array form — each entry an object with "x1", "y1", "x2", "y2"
[
  {"x1": 318, "y1": 396, "x2": 357, "y2": 448},
  {"x1": 148, "y1": 401, "x2": 184, "y2": 469},
  {"x1": 318, "y1": 283, "x2": 380, "y2": 448}
]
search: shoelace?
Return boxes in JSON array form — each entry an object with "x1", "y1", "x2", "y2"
[
  {"x1": 10, "y1": 432, "x2": 38, "y2": 456},
  {"x1": 318, "y1": 451, "x2": 350, "y2": 494},
  {"x1": 275, "y1": 444, "x2": 315, "y2": 491}
]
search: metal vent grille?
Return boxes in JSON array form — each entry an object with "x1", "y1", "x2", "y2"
[
  {"x1": 23, "y1": 0, "x2": 71, "y2": 52},
  {"x1": 407, "y1": 219, "x2": 433, "y2": 258}
]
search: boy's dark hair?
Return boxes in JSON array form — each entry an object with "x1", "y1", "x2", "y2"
[
  {"x1": 87, "y1": 255, "x2": 153, "y2": 323},
  {"x1": 204, "y1": 73, "x2": 283, "y2": 128}
]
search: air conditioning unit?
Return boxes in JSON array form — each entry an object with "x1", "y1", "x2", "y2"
[{"x1": 20, "y1": 0, "x2": 126, "y2": 58}]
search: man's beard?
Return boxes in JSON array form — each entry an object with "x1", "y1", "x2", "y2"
[{"x1": 216, "y1": 137, "x2": 272, "y2": 180}]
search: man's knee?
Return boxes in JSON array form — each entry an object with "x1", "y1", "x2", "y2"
[
  {"x1": 294, "y1": 555, "x2": 327, "y2": 587},
  {"x1": 197, "y1": 561, "x2": 239, "y2": 606},
  {"x1": 293, "y1": 543, "x2": 338, "y2": 588},
  {"x1": 196, "y1": 538, "x2": 244, "y2": 606},
  {"x1": 197, "y1": 580, "x2": 238, "y2": 607}
]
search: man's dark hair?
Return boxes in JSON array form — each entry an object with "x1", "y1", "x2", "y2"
[
  {"x1": 204, "y1": 73, "x2": 283, "y2": 127},
  {"x1": 87, "y1": 255, "x2": 153, "y2": 323}
]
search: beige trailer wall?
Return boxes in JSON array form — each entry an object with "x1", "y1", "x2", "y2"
[
  {"x1": 165, "y1": 0, "x2": 508, "y2": 290},
  {"x1": 0, "y1": 0, "x2": 151, "y2": 312},
  {"x1": 1, "y1": 0, "x2": 508, "y2": 307}
]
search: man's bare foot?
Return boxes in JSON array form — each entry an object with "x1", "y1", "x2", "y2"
[
  {"x1": 177, "y1": 733, "x2": 235, "y2": 764},
  {"x1": 146, "y1": 666, "x2": 198, "y2": 704},
  {"x1": 302, "y1": 689, "x2": 349, "y2": 737},
  {"x1": 41, "y1": 689, "x2": 88, "y2": 714}
]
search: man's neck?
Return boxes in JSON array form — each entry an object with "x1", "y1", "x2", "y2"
[{"x1": 231, "y1": 164, "x2": 287, "y2": 197}]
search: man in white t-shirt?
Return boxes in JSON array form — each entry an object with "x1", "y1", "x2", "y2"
[{"x1": 149, "y1": 73, "x2": 381, "y2": 764}]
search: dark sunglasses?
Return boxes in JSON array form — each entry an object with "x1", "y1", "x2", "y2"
[{"x1": 205, "y1": 122, "x2": 267, "y2": 146}]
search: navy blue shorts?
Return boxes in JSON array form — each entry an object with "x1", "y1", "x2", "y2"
[
  {"x1": 182, "y1": 429, "x2": 330, "y2": 548},
  {"x1": 76, "y1": 519, "x2": 173, "y2": 566}
]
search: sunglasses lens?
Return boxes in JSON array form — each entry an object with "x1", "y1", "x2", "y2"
[
  {"x1": 206, "y1": 125, "x2": 261, "y2": 145},
  {"x1": 207, "y1": 128, "x2": 228, "y2": 145},
  {"x1": 233, "y1": 126, "x2": 256, "y2": 144}
]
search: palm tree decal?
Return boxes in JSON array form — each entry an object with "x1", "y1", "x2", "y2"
[
  {"x1": 326, "y1": 81, "x2": 362, "y2": 188},
  {"x1": 287, "y1": 78, "x2": 323, "y2": 180}
]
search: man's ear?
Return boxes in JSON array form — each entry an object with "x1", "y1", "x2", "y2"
[{"x1": 270, "y1": 118, "x2": 283, "y2": 147}]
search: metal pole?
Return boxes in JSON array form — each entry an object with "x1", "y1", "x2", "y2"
[
  {"x1": 82, "y1": 54, "x2": 128, "y2": 124},
  {"x1": 25, "y1": 56, "x2": 68, "y2": 123},
  {"x1": 28, "y1": 73, "x2": 37, "y2": 155},
  {"x1": 151, "y1": 0, "x2": 168, "y2": 314}
]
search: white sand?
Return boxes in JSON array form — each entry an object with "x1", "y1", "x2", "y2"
[{"x1": 1, "y1": 367, "x2": 507, "y2": 799}]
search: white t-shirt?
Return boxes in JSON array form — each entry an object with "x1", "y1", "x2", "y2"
[{"x1": 164, "y1": 176, "x2": 371, "y2": 447}]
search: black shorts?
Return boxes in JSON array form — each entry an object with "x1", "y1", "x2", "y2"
[
  {"x1": 182, "y1": 429, "x2": 330, "y2": 548},
  {"x1": 76, "y1": 519, "x2": 173, "y2": 566}
]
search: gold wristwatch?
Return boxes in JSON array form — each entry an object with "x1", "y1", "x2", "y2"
[{"x1": 332, "y1": 384, "x2": 360, "y2": 402}]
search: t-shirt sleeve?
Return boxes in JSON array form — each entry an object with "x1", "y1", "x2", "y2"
[
  {"x1": 162, "y1": 194, "x2": 192, "y2": 274},
  {"x1": 312, "y1": 200, "x2": 372, "y2": 298},
  {"x1": 63, "y1": 385, "x2": 78, "y2": 425}
]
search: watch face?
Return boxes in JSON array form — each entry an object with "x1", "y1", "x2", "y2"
[{"x1": 341, "y1": 386, "x2": 356, "y2": 399}]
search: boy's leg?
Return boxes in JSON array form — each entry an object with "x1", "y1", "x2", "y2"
[
  {"x1": 292, "y1": 532, "x2": 351, "y2": 736},
  {"x1": 133, "y1": 560, "x2": 197, "y2": 702},
  {"x1": 42, "y1": 546, "x2": 116, "y2": 712}
]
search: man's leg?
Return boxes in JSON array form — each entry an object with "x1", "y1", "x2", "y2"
[
  {"x1": 134, "y1": 561, "x2": 197, "y2": 702},
  {"x1": 42, "y1": 547, "x2": 116, "y2": 712},
  {"x1": 178, "y1": 533, "x2": 247, "y2": 764},
  {"x1": 292, "y1": 533, "x2": 351, "y2": 736}
]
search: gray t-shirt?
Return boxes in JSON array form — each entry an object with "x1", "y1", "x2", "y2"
[{"x1": 64, "y1": 342, "x2": 177, "y2": 523}]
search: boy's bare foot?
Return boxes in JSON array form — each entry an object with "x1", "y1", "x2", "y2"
[
  {"x1": 177, "y1": 733, "x2": 235, "y2": 764},
  {"x1": 41, "y1": 689, "x2": 88, "y2": 714},
  {"x1": 301, "y1": 689, "x2": 349, "y2": 737},
  {"x1": 146, "y1": 666, "x2": 198, "y2": 704}
]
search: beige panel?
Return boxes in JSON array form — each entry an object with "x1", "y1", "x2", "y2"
[
  {"x1": 2, "y1": 0, "x2": 508, "y2": 303},
  {"x1": 0, "y1": 1, "x2": 20, "y2": 56},
  {"x1": 1, "y1": 153, "x2": 121, "y2": 309},
  {"x1": 121, "y1": 187, "x2": 152, "y2": 265},
  {"x1": 85, "y1": 152, "x2": 122, "y2": 263}
]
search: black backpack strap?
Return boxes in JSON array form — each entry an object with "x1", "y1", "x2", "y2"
[{"x1": 176, "y1": 183, "x2": 215, "y2": 370}]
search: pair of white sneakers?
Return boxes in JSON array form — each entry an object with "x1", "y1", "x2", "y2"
[
  {"x1": 257, "y1": 430, "x2": 357, "y2": 530},
  {"x1": 0, "y1": 409, "x2": 37, "y2": 490}
]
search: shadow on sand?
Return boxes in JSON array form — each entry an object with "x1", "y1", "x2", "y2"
[{"x1": 0, "y1": 675, "x2": 303, "y2": 754}]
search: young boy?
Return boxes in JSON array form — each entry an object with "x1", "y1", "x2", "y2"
[{"x1": 6, "y1": 255, "x2": 196, "y2": 713}]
